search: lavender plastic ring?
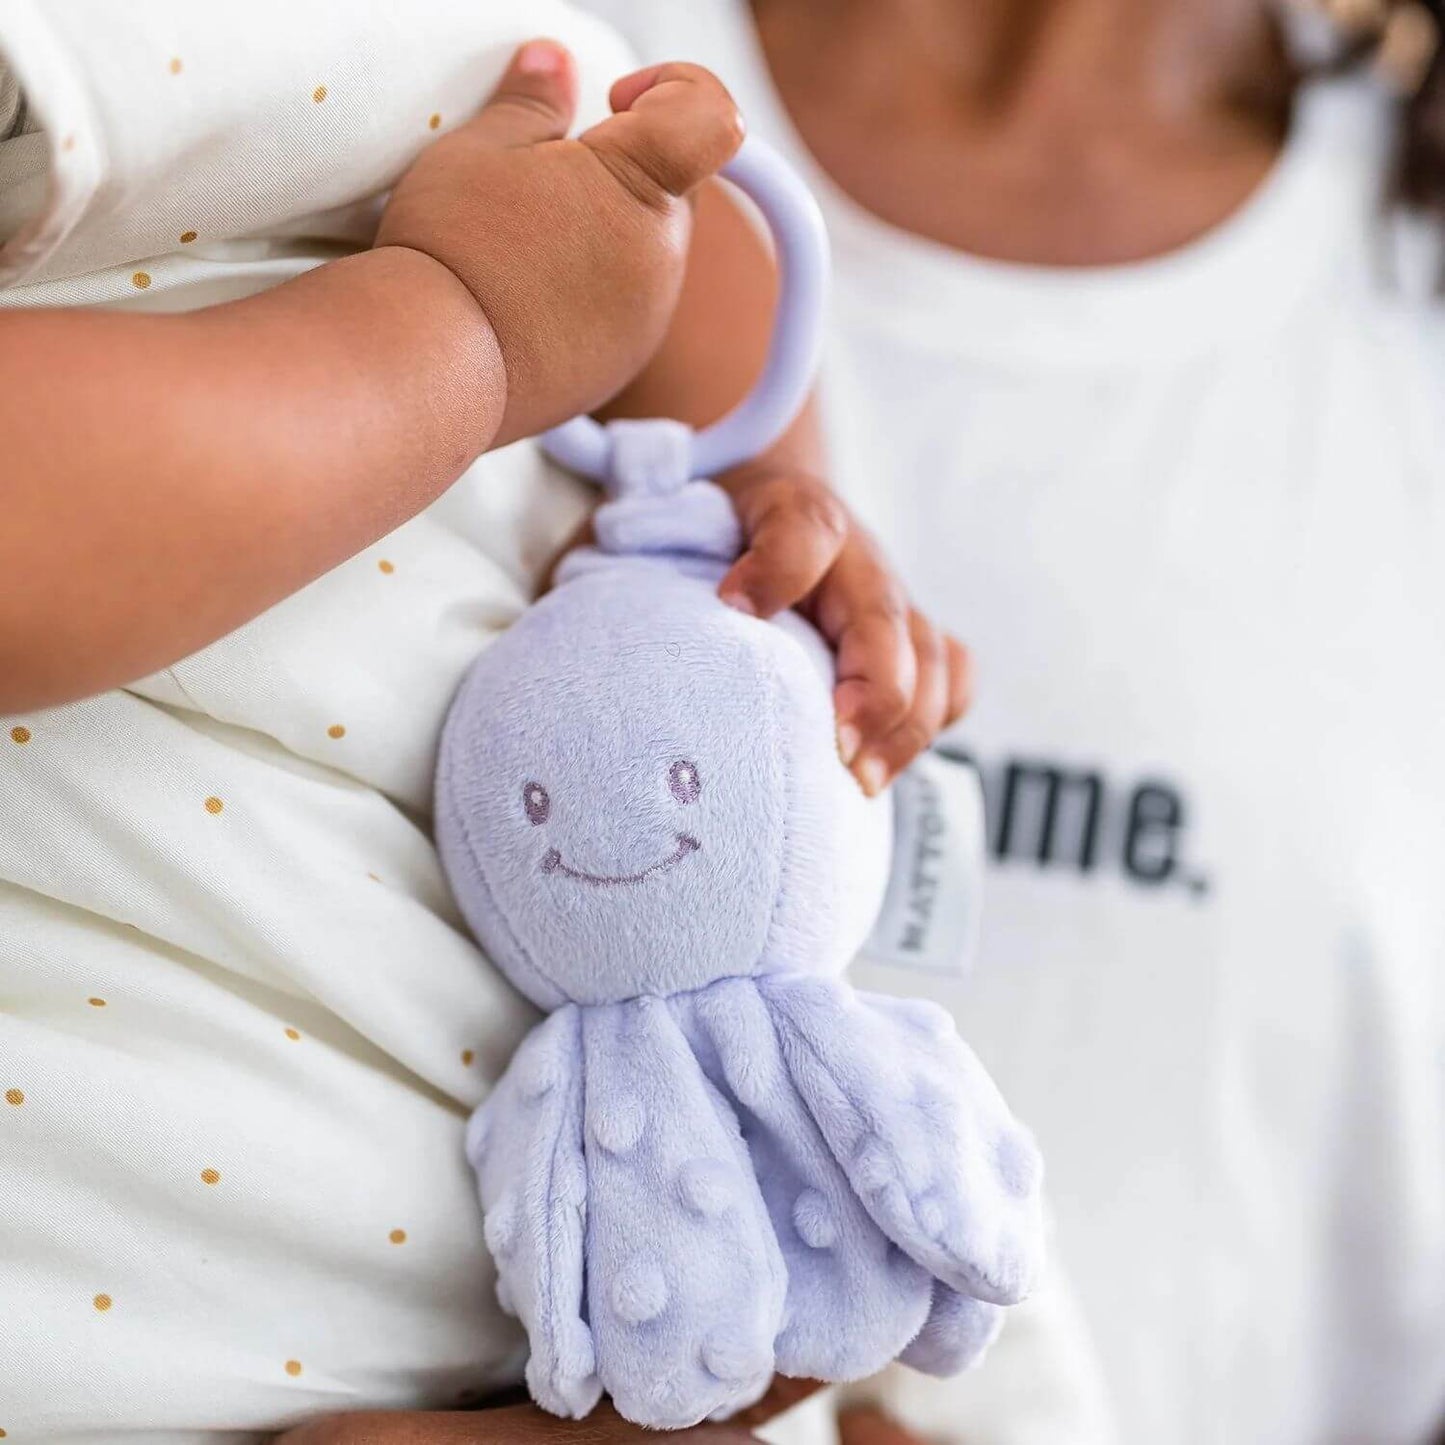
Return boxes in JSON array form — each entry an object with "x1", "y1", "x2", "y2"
[{"x1": 541, "y1": 136, "x2": 829, "y2": 484}]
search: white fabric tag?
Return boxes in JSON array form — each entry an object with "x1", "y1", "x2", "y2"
[{"x1": 859, "y1": 751, "x2": 986, "y2": 978}]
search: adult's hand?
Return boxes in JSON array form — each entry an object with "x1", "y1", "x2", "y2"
[
  {"x1": 279, "y1": 1377, "x2": 823, "y2": 1444},
  {"x1": 837, "y1": 1403, "x2": 937, "y2": 1445}
]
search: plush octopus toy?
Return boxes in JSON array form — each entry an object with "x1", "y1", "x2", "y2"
[{"x1": 434, "y1": 139, "x2": 1044, "y2": 1431}]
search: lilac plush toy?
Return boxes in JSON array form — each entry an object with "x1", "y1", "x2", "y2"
[{"x1": 434, "y1": 140, "x2": 1043, "y2": 1430}]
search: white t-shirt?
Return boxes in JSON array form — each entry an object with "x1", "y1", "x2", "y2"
[{"x1": 582, "y1": 5, "x2": 1445, "y2": 1444}]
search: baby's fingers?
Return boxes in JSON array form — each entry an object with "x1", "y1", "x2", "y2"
[
  {"x1": 583, "y1": 62, "x2": 745, "y2": 206},
  {"x1": 838, "y1": 1405, "x2": 935, "y2": 1445},
  {"x1": 815, "y1": 538, "x2": 917, "y2": 776},
  {"x1": 943, "y1": 632, "x2": 976, "y2": 727},
  {"x1": 725, "y1": 1377, "x2": 826, "y2": 1429},
  {"x1": 465, "y1": 40, "x2": 579, "y2": 148},
  {"x1": 718, "y1": 470, "x2": 849, "y2": 618},
  {"x1": 852, "y1": 610, "x2": 951, "y2": 796}
]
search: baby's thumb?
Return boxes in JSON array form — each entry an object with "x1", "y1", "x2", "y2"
[
  {"x1": 582, "y1": 62, "x2": 744, "y2": 205},
  {"x1": 466, "y1": 40, "x2": 578, "y2": 149}
]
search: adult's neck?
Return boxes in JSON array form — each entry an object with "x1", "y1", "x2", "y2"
[{"x1": 749, "y1": 0, "x2": 1295, "y2": 265}]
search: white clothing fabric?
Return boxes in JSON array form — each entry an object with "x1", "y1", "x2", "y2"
[
  {"x1": 0, "y1": 3, "x2": 738, "y2": 1443},
  {"x1": 0, "y1": 0, "x2": 627, "y2": 288},
  {"x1": 579, "y1": 4, "x2": 1445, "y2": 1443},
  {"x1": 0, "y1": 59, "x2": 30, "y2": 138},
  {"x1": 838, "y1": 1265, "x2": 1117, "y2": 1445}
]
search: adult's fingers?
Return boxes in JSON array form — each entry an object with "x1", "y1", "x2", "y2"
[
  {"x1": 852, "y1": 608, "x2": 949, "y2": 794},
  {"x1": 582, "y1": 62, "x2": 744, "y2": 206},
  {"x1": 278, "y1": 1401, "x2": 758, "y2": 1445},
  {"x1": 725, "y1": 1376, "x2": 826, "y2": 1430},
  {"x1": 717, "y1": 471, "x2": 850, "y2": 618},
  {"x1": 463, "y1": 40, "x2": 579, "y2": 150},
  {"x1": 837, "y1": 1403, "x2": 938, "y2": 1445}
]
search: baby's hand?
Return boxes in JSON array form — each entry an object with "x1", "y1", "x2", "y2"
[
  {"x1": 550, "y1": 458, "x2": 971, "y2": 798},
  {"x1": 717, "y1": 464, "x2": 973, "y2": 797},
  {"x1": 377, "y1": 42, "x2": 744, "y2": 446}
]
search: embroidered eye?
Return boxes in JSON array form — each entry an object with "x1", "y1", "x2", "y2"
[
  {"x1": 668, "y1": 760, "x2": 701, "y2": 805},
  {"x1": 522, "y1": 781, "x2": 550, "y2": 825}
]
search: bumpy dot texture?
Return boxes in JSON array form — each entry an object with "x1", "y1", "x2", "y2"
[
  {"x1": 677, "y1": 1158, "x2": 735, "y2": 1218},
  {"x1": 468, "y1": 1009, "x2": 599, "y2": 1422},
  {"x1": 759, "y1": 974, "x2": 1046, "y2": 1309},
  {"x1": 610, "y1": 1260, "x2": 668, "y2": 1323},
  {"x1": 575, "y1": 998, "x2": 785, "y2": 1429},
  {"x1": 482, "y1": 1197, "x2": 518, "y2": 1258},
  {"x1": 591, "y1": 1099, "x2": 644, "y2": 1156},
  {"x1": 701, "y1": 1328, "x2": 770, "y2": 1383},
  {"x1": 465, "y1": 977, "x2": 1041, "y2": 1430},
  {"x1": 692, "y1": 977, "x2": 934, "y2": 1383},
  {"x1": 791, "y1": 1189, "x2": 837, "y2": 1250},
  {"x1": 900, "y1": 1283, "x2": 1006, "y2": 1377}
]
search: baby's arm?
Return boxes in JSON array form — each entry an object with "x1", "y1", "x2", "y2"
[
  {"x1": 0, "y1": 45, "x2": 740, "y2": 713},
  {"x1": 599, "y1": 183, "x2": 973, "y2": 793}
]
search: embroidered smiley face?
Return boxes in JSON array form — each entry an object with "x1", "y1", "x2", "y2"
[
  {"x1": 435, "y1": 562, "x2": 807, "y2": 1006},
  {"x1": 526, "y1": 762, "x2": 703, "y2": 887}
]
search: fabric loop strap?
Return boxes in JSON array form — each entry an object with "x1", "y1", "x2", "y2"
[{"x1": 602, "y1": 417, "x2": 696, "y2": 500}]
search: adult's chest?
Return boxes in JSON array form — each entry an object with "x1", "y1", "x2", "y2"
[
  {"x1": 832, "y1": 308, "x2": 1445, "y2": 1428},
  {"x1": 826, "y1": 305, "x2": 1445, "y2": 932}
]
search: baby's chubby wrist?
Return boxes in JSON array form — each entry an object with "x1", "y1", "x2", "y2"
[
  {"x1": 373, "y1": 42, "x2": 746, "y2": 452},
  {"x1": 325, "y1": 243, "x2": 508, "y2": 462},
  {"x1": 373, "y1": 241, "x2": 508, "y2": 425}
]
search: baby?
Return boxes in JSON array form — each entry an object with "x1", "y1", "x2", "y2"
[{"x1": 0, "y1": 8, "x2": 969, "y2": 1444}]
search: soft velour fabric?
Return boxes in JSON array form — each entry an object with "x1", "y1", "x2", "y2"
[{"x1": 435, "y1": 422, "x2": 1044, "y2": 1429}]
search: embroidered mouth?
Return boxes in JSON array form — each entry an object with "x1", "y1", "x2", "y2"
[{"x1": 540, "y1": 833, "x2": 701, "y2": 887}]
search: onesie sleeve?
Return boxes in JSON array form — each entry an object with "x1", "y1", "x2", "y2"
[{"x1": 0, "y1": 0, "x2": 639, "y2": 288}]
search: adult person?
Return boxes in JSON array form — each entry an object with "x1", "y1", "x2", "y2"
[{"x1": 574, "y1": 2, "x2": 1445, "y2": 1442}]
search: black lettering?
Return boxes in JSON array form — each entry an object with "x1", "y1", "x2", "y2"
[
  {"x1": 994, "y1": 763, "x2": 1103, "y2": 872},
  {"x1": 1123, "y1": 783, "x2": 1183, "y2": 884}
]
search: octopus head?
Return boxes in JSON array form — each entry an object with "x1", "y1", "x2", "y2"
[{"x1": 435, "y1": 556, "x2": 890, "y2": 1008}]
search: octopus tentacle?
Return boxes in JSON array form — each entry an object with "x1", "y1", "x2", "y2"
[
  {"x1": 759, "y1": 975, "x2": 1045, "y2": 1307},
  {"x1": 466, "y1": 1006, "x2": 598, "y2": 1419},
  {"x1": 677, "y1": 978, "x2": 934, "y2": 1381},
  {"x1": 900, "y1": 1282, "x2": 1005, "y2": 1376},
  {"x1": 580, "y1": 997, "x2": 786, "y2": 1429}
]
